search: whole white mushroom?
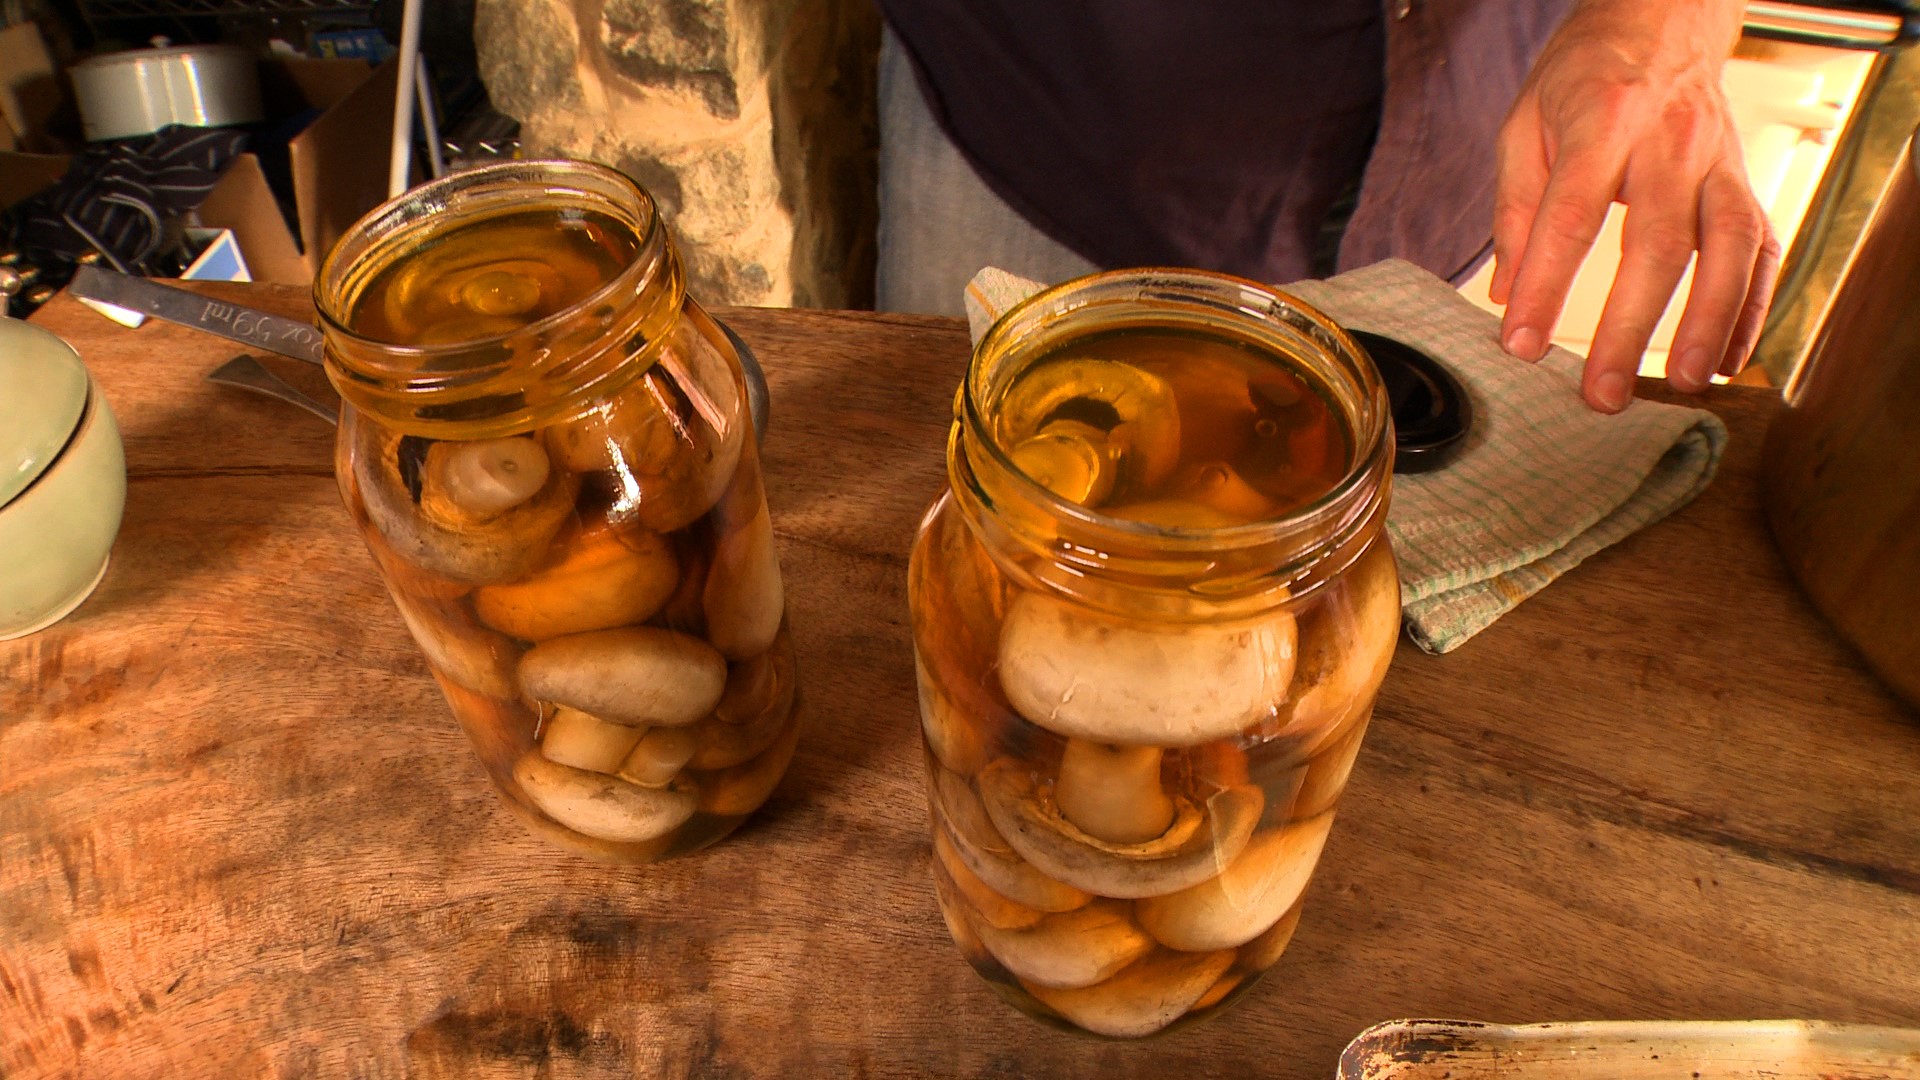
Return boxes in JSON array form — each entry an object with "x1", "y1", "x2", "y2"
[{"x1": 997, "y1": 591, "x2": 1296, "y2": 747}]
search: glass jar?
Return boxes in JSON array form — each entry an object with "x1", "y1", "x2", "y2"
[
  {"x1": 908, "y1": 269, "x2": 1398, "y2": 1037},
  {"x1": 316, "y1": 161, "x2": 797, "y2": 863}
]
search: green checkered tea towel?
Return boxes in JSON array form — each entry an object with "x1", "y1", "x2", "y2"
[{"x1": 962, "y1": 259, "x2": 1729, "y2": 654}]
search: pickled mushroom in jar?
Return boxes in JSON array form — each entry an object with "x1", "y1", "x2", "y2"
[
  {"x1": 931, "y1": 825, "x2": 1046, "y2": 931},
  {"x1": 473, "y1": 523, "x2": 679, "y2": 641},
  {"x1": 1135, "y1": 813, "x2": 1334, "y2": 951},
  {"x1": 929, "y1": 764, "x2": 1092, "y2": 914},
  {"x1": 617, "y1": 726, "x2": 700, "y2": 788},
  {"x1": 1024, "y1": 947, "x2": 1236, "y2": 1039},
  {"x1": 539, "y1": 705, "x2": 644, "y2": 774},
  {"x1": 996, "y1": 589, "x2": 1297, "y2": 747},
  {"x1": 686, "y1": 636, "x2": 797, "y2": 770},
  {"x1": 1052, "y1": 740, "x2": 1175, "y2": 846},
  {"x1": 690, "y1": 713, "x2": 801, "y2": 817},
  {"x1": 519, "y1": 626, "x2": 727, "y2": 727},
  {"x1": 998, "y1": 357, "x2": 1181, "y2": 497},
  {"x1": 1274, "y1": 539, "x2": 1401, "y2": 745},
  {"x1": 546, "y1": 348, "x2": 744, "y2": 535},
  {"x1": 1007, "y1": 420, "x2": 1118, "y2": 507},
  {"x1": 976, "y1": 755, "x2": 1264, "y2": 899},
  {"x1": 915, "y1": 657, "x2": 995, "y2": 777},
  {"x1": 388, "y1": 588, "x2": 520, "y2": 699},
  {"x1": 346, "y1": 209, "x2": 636, "y2": 345},
  {"x1": 513, "y1": 752, "x2": 697, "y2": 844},
  {"x1": 351, "y1": 424, "x2": 579, "y2": 585},
  {"x1": 966, "y1": 900, "x2": 1153, "y2": 990}
]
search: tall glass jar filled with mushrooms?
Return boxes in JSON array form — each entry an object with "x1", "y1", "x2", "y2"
[
  {"x1": 909, "y1": 270, "x2": 1398, "y2": 1036},
  {"x1": 316, "y1": 161, "x2": 796, "y2": 863}
]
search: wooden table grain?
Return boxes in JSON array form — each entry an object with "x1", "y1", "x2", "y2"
[{"x1": 3, "y1": 284, "x2": 1916, "y2": 1079}]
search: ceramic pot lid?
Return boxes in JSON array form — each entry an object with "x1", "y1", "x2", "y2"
[{"x1": 0, "y1": 318, "x2": 91, "y2": 510}]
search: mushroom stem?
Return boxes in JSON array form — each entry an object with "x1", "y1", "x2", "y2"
[
  {"x1": 1054, "y1": 740, "x2": 1175, "y2": 845},
  {"x1": 541, "y1": 706, "x2": 645, "y2": 773},
  {"x1": 617, "y1": 727, "x2": 699, "y2": 788},
  {"x1": 978, "y1": 756, "x2": 1264, "y2": 900},
  {"x1": 424, "y1": 437, "x2": 552, "y2": 521}
]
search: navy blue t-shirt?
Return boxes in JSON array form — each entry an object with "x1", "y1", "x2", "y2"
[{"x1": 878, "y1": 0, "x2": 1576, "y2": 284}]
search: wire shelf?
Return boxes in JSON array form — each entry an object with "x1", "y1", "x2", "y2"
[{"x1": 79, "y1": 0, "x2": 371, "y2": 18}]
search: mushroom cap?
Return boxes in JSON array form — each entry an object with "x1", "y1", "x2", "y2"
[
  {"x1": 928, "y1": 763, "x2": 1092, "y2": 914},
  {"x1": 513, "y1": 752, "x2": 697, "y2": 844},
  {"x1": 352, "y1": 424, "x2": 578, "y2": 585},
  {"x1": 1024, "y1": 947, "x2": 1236, "y2": 1039},
  {"x1": 915, "y1": 656, "x2": 995, "y2": 777},
  {"x1": 391, "y1": 589, "x2": 519, "y2": 699},
  {"x1": 1275, "y1": 538, "x2": 1399, "y2": 745},
  {"x1": 1238, "y1": 902, "x2": 1305, "y2": 972},
  {"x1": 546, "y1": 359, "x2": 744, "y2": 534},
  {"x1": 931, "y1": 825, "x2": 1046, "y2": 931},
  {"x1": 969, "y1": 900, "x2": 1154, "y2": 990},
  {"x1": 977, "y1": 756, "x2": 1265, "y2": 900},
  {"x1": 1135, "y1": 813, "x2": 1334, "y2": 952},
  {"x1": 996, "y1": 590, "x2": 1297, "y2": 747},
  {"x1": 701, "y1": 491, "x2": 785, "y2": 661},
  {"x1": 689, "y1": 710, "x2": 800, "y2": 818},
  {"x1": 473, "y1": 525, "x2": 679, "y2": 642},
  {"x1": 519, "y1": 626, "x2": 727, "y2": 726},
  {"x1": 1007, "y1": 422, "x2": 1116, "y2": 508},
  {"x1": 998, "y1": 357, "x2": 1182, "y2": 492},
  {"x1": 686, "y1": 634, "x2": 798, "y2": 770},
  {"x1": 1294, "y1": 709, "x2": 1370, "y2": 819}
]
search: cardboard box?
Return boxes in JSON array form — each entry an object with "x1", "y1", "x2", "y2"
[
  {"x1": 0, "y1": 55, "x2": 400, "y2": 285},
  {"x1": 0, "y1": 21, "x2": 61, "y2": 153},
  {"x1": 202, "y1": 57, "x2": 403, "y2": 284}
]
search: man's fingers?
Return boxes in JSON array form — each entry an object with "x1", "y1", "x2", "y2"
[
  {"x1": 1666, "y1": 165, "x2": 1768, "y2": 391},
  {"x1": 1490, "y1": 109, "x2": 1548, "y2": 307},
  {"x1": 1499, "y1": 145, "x2": 1622, "y2": 362},
  {"x1": 1719, "y1": 224, "x2": 1783, "y2": 377},
  {"x1": 1583, "y1": 191, "x2": 1699, "y2": 412}
]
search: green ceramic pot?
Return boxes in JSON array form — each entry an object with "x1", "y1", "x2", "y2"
[{"x1": 0, "y1": 317, "x2": 126, "y2": 640}]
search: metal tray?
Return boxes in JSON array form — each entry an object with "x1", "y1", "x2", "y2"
[{"x1": 1339, "y1": 1019, "x2": 1920, "y2": 1080}]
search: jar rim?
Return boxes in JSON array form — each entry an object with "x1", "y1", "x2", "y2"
[
  {"x1": 313, "y1": 159, "x2": 684, "y2": 439},
  {"x1": 312, "y1": 159, "x2": 670, "y2": 369},
  {"x1": 959, "y1": 267, "x2": 1394, "y2": 560}
]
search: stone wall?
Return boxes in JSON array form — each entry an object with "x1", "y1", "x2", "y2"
[{"x1": 475, "y1": 0, "x2": 880, "y2": 309}]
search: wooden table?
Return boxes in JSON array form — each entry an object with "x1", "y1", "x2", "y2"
[{"x1": 3, "y1": 285, "x2": 1916, "y2": 1078}]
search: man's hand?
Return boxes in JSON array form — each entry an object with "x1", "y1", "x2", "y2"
[{"x1": 1490, "y1": 0, "x2": 1781, "y2": 412}]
